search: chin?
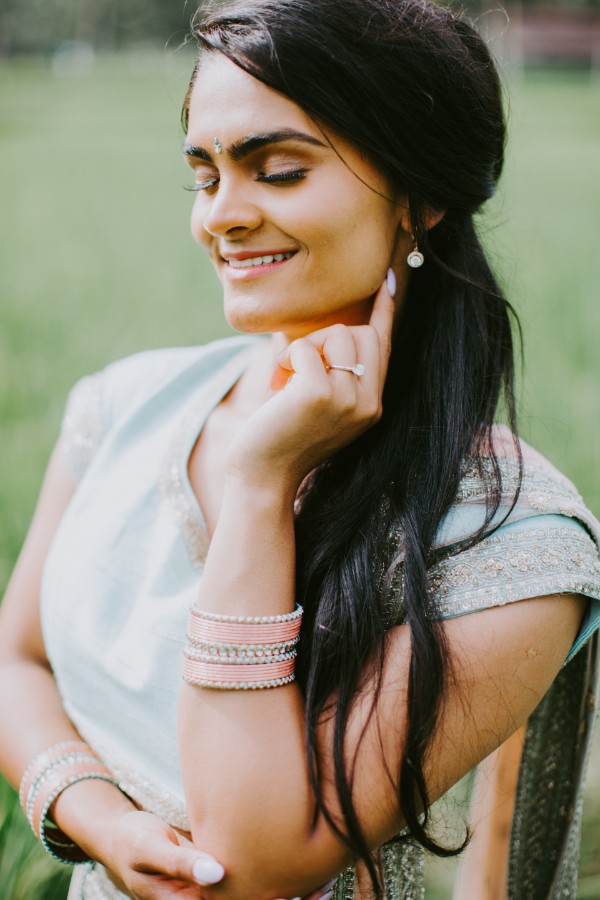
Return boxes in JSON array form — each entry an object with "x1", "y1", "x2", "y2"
[{"x1": 224, "y1": 304, "x2": 279, "y2": 335}]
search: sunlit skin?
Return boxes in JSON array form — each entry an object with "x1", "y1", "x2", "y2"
[{"x1": 184, "y1": 53, "x2": 412, "y2": 345}]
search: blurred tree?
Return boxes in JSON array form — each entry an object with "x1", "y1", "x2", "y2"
[
  {"x1": 1, "y1": 1, "x2": 599, "y2": 55},
  {"x1": 0, "y1": 0, "x2": 195, "y2": 55}
]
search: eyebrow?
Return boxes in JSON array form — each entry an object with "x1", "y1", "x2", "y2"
[{"x1": 182, "y1": 129, "x2": 327, "y2": 163}]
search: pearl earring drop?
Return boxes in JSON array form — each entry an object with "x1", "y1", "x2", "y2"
[{"x1": 407, "y1": 243, "x2": 424, "y2": 268}]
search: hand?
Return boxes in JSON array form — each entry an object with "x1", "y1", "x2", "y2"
[
  {"x1": 99, "y1": 807, "x2": 335, "y2": 900},
  {"x1": 226, "y1": 275, "x2": 396, "y2": 491},
  {"x1": 99, "y1": 809, "x2": 225, "y2": 899}
]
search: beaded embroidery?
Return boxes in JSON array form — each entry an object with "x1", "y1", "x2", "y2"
[
  {"x1": 159, "y1": 345, "x2": 259, "y2": 569},
  {"x1": 381, "y1": 460, "x2": 600, "y2": 629},
  {"x1": 160, "y1": 403, "x2": 211, "y2": 570}
]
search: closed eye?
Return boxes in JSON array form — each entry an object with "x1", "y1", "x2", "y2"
[
  {"x1": 184, "y1": 177, "x2": 219, "y2": 193},
  {"x1": 257, "y1": 169, "x2": 308, "y2": 184},
  {"x1": 184, "y1": 169, "x2": 308, "y2": 193}
]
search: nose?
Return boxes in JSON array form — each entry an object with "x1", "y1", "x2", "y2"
[{"x1": 194, "y1": 177, "x2": 263, "y2": 243}]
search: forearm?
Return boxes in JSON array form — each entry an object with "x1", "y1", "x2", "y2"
[
  {"x1": 178, "y1": 476, "x2": 346, "y2": 899},
  {"x1": 0, "y1": 658, "x2": 136, "y2": 863}
]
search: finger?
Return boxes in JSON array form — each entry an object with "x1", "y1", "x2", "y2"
[
  {"x1": 270, "y1": 337, "x2": 330, "y2": 392},
  {"x1": 368, "y1": 270, "x2": 396, "y2": 380},
  {"x1": 191, "y1": 853, "x2": 226, "y2": 886},
  {"x1": 300, "y1": 323, "x2": 382, "y2": 421},
  {"x1": 369, "y1": 269, "x2": 396, "y2": 342},
  {"x1": 134, "y1": 837, "x2": 225, "y2": 887},
  {"x1": 281, "y1": 325, "x2": 359, "y2": 392},
  {"x1": 319, "y1": 324, "x2": 359, "y2": 401}
]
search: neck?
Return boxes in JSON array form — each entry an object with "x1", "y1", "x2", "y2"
[{"x1": 230, "y1": 265, "x2": 407, "y2": 415}]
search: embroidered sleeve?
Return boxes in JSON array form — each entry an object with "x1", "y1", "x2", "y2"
[
  {"x1": 383, "y1": 517, "x2": 600, "y2": 665},
  {"x1": 60, "y1": 373, "x2": 106, "y2": 485},
  {"x1": 381, "y1": 456, "x2": 600, "y2": 645},
  {"x1": 427, "y1": 522, "x2": 600, "y2": 619}
]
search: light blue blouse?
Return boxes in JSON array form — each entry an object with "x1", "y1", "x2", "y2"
[{"x1": 39, "y1": 337, "x2": 600, "y2": 899}]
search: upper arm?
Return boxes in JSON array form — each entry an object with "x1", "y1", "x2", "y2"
[
  {"x1": 0, "y1": 367, "x2": 111, "y2": 666},
  {"x1": 0, "y1": 444, "x2": 75, "y2": 666},
  {"x1": 309, "y1": 591, "x2": 587, "y2": 858}
]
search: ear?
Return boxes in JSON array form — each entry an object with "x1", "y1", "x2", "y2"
[{"x1": 397, "y1": 204, "x2": 445, "y2": 235}]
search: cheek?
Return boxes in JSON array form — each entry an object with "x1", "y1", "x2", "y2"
[{"x1": 309, "y1": 197, "x2": 397, "y2": 294}]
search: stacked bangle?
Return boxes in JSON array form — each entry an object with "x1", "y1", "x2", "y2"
[
  {"x1": 19, "y1": 741, "x2": 118, "y2": 864},
  {"x1": 183, "y1": 604, "x2": 303, "y2": 690}
]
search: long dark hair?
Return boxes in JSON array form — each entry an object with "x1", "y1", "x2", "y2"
[{"x1": 185, "y1": 0, "x2": 521, "y2": 893}]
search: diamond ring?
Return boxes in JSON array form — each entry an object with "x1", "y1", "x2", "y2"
[{"x1": 327, "y1": 363, "x2": 365, "y2": 377}]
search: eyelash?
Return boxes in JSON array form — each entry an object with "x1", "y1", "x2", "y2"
[{"x1": 184, "y1": 169, "x2": 308, "y2": 192}]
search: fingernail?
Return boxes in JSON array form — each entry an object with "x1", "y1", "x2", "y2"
[
  {"x1": 319, "y1": 891, "x2": 334, "y2": 900},
  {"x1": 386, "y1": 267, "x2": 396, "y2": 296},
  {"x1": 192, "y1": 857, "x2": 225, "y2": 885},
  {"x1": 321, "y1": 879, "x2": 337, "y2": 891}
]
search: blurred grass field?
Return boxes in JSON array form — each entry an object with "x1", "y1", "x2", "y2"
[{"x1": 0, "y1": 52, "x2": 599, "y2": 897}]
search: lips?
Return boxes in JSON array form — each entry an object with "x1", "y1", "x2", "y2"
[
  {"x1": 220, "y1": 248, "x2": 297, "y2": 267},
  {"x1": 226, "y1": 251, "x2": 295, "y2": 269}
]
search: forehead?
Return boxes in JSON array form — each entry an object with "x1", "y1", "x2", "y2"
[{"x1": 187, "y1": 53, "x2": 319, "y2": 140}]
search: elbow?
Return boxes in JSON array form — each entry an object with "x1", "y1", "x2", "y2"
[{"x1": 189, "y1": 820, "x2": 342, "y2": 900}]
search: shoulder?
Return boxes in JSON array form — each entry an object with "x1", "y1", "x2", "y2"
[
  {"x1": 442, "y1": 424, "x2": 596, "y2": 542},
  {"x1": 384, "y1": 426, "x2": 600, "y2": 664},
  {"x1": 60, "y1": 336, "x2": 259, "y2": 484}
]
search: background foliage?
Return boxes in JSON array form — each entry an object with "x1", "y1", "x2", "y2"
[
  {"x1": 0, "y1": 19, "x2": 599, "y2": 900},
  {"x1": 1, "y1": 1, "x2": 600, "y2": 55}
]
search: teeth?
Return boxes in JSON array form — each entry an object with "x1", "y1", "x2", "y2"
[{"x1": 228, "y1": 252, "x2": 293, "y2": 269}]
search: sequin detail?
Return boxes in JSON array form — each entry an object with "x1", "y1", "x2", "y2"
[
  {"x1": 60, "y1": 374, "x2": 105, "y2": 484},
  {"x1": 457, "y1": 456, "x2": 581, "y2": 506},
  {"x1": 68, "y1": 862, "x2": 126, "y2": 900},
  {"x1": 426, "y1": 526, "x2": 600, "y2": 619},
  {"x1": 160, "y1": 404, "x2": 211, "y2": 570},
  {"x1": 159, "y1": 346, "x2": 258, "y2": 569}
]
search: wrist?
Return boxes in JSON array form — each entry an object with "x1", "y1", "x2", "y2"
[
  {"x1": 223, "y1": 465, "x2": 300, "y2": 512},
  {"x1": 52, "y1": 777, "x2": 136, "y2": 864}
]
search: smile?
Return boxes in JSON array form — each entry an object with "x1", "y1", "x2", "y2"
[{"x1": 227, "y1": 252, "x2": 295, "y2": 269}]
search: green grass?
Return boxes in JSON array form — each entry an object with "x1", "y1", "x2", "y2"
[{"x1": 0, "y1": 54, "x2": 599, "y2": 897}]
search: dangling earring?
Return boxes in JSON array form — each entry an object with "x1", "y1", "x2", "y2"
[{"x1": 407, "y1": 240, "x2": 424, "y2": 268}]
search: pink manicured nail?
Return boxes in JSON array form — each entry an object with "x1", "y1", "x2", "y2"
[{"x1": 386, "y1": 267, "x2": 397, "y2": 296}]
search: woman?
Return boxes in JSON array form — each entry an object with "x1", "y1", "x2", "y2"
[{"x1": 1, "y1": 1, "x2": 599, "y2": 898}]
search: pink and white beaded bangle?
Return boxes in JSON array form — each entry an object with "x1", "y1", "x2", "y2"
[
  {"x1": 187, "y1": 614, "x2": 302, "y2": 645},
  {"x1": 183, "y1": 604, "x2": 303, "y2": 690},
  {"x1": 189, "y1": 603, "x2": 303, "y2": 625},
  {"x1": 19, "y1": 741, "x2": 118, "y2": 865},
  {"x1": 186, "y1": 636, "x2": 299, "y2": 653},
  {"x1": 183, "y1": 657, "x2": 295, "y2": 682},
  {"x1": 182, "y1": 656, "x2": 296, "y2": 690},
  {"x1": 36, "y1": 768, "x2": 117, "y2": 864},
  {"x1": 184, "y1": 646, "x2": 297, "y2": 665},
  {"x1": 29, "y1": 760, "x2": 113, "y2": 837},
  {"x1": 19, "y1": 741, "x2": 91, "y2": 811},
  {"x1": 24, "y1": 751, "x2": 100, "y2": 822}
]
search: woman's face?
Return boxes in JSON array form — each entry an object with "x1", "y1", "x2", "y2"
[{"x1": 185, "y1": 54, "x2": 408, "y2": 340}]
